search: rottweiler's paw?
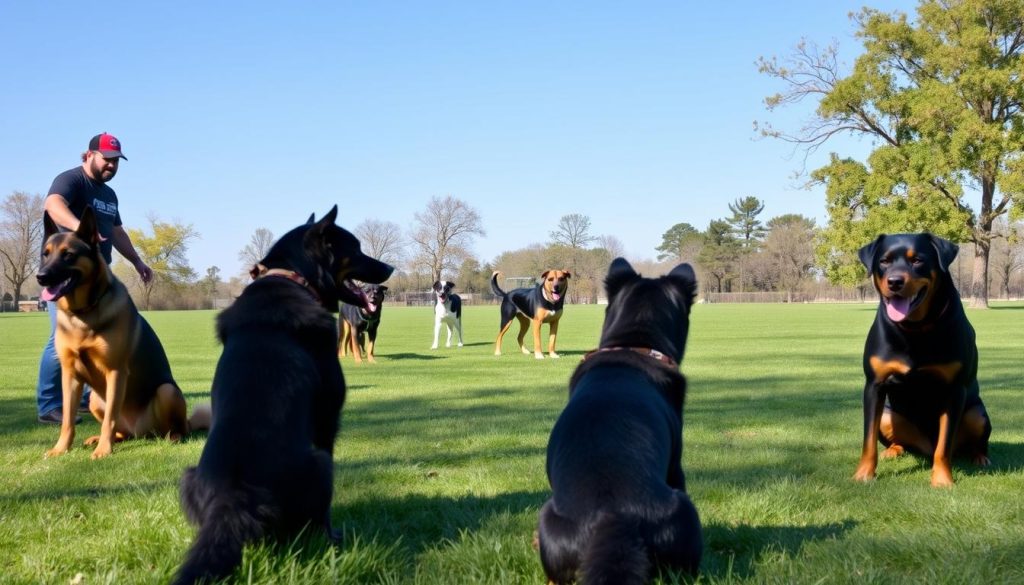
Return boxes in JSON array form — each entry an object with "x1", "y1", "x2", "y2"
[
  {"x1": 881, "y1": 445, "x2": 905, "y2": 459},
  {"x1": 852, "y1": 465, "x2": 876, "y2": 482},
  {"x1": 44, "y1": 447, "x2": 69, "y2": 458},
  {"x1": 930, "y1": 470, "x2": 954, "y2": 488},
  {"x1": 972, "y1": 454, "x2": 992, "y2": 467},
  {"x1": 90, "y1": 444, "x2": 113, "y2": 459}
]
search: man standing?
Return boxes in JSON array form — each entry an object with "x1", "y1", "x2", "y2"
[{"x1": 35, "y1": 133, "x2": 154, "y2": 424}]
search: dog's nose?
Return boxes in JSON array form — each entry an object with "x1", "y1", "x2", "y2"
[{"x1": 887, "y1": 275, "x2": 905, "y2": 292}]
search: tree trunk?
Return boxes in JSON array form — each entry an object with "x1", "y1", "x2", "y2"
[{"x1": 969, "y1": 175, "x2": 995, "y2": 309}]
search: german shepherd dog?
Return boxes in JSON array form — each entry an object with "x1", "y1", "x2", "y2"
[
  {"x1": 538, "y1": 258, "x2": 702, "y2": 584},
  {"x1": 339, "y1": 284, "x2": 388, "y2": 363},
  {"x1": 855, "y1": 233, "x2": 991, "y2": 487},
  {"x1": 36, "y1": 207, "x2": 205, "y2": 459},
  {"x1": 491, "y1": 269, "x2": 570, "y2": 359},
  {"x1": 172, "y1": 206, "x2": 393, "y2": 585}
]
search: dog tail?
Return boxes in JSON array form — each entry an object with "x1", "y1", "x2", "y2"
[
  {"x1": 579, "y1": 511, "x2": 649, "y2": 585},
  {"x1": 490, "y1": 271, "x2": 507, "y2": 298},
  {"x1": 172, "y1": 468, "x2": 271, "y2": 585}
]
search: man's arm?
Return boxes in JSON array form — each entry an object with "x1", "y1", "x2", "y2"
[
  {"x1": 43, "y1": 195, "x2": 81, "y2": 231},
  {"x1": 111, "y1": 226, "x2": 154, "y2": 284}
]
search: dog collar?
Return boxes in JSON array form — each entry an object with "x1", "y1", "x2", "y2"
[
  {"x1": 250, "y1": 263, "x2": 320, "y2": 302},
  {"x1": 582, "y1": 346, "x2": 679, "y2": 369}
]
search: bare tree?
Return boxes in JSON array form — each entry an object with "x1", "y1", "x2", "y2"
[
  {"x1": 238, "y1": 227, "x2": 275, "y2": 273},
  {"x1": 0, "y1": 191, "x2": 45, "y2": 306},
  {"x1": 409, "y1": 195, "x2": 485, "y2": 282},
  {"x1": 597, "y1": 234, "x2": 626, "y2": 259},
  {"x1": 355, "y1": 218, "x2": 406, "y2": 266},
  {"x1": 550, "y1": 213, "x2": 597, "y2": 249}
]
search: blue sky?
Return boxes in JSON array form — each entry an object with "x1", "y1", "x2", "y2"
[{"x1": 1, "y1": 1, "x2": 915, "y2": 276}]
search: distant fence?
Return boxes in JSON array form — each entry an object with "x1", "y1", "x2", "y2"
[{"x1": 704, "y1": 290, "x2": 870, "y2": 303}]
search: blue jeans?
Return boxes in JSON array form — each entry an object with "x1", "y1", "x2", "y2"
[{"x1": 36, "y1": 302, "x2": 90, "y2": 416}]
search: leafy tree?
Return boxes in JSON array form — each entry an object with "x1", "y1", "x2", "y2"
[
  {"x1": 656, "y1": 222, "x2": 703, "y2": 263},
  {"x1": 238, "y1": 227, "x2": 275, "y2": 273},
  {"x1": 123, "y1": 216, "x2": 199, "y2": 310},
  {"x1": 355, "y1": 218, "x2": 406, "y2": 267},
  {"x1": 759, "y1": 0, "x2": 1024, "y2": 307},
  {"x1": 410, "y1": 195, "x2": 485, "y2": 283},
  {"x1": 0, "y1": 191, "x2": 44, "y2": 305},
  {"x1": 727, "y1": 196, "x2": 767, "y2": 247},
  {"x1": 698, "y1": 220, "x2": 741, "y2": 293}
]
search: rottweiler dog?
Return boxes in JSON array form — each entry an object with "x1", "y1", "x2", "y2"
[
  {"x1": 491, "y1": 269, "x2": 570, "y2": 359},
  {"x1": 538, "y1": 258, "x2": 702, "y2": 585},
  {"x1": 339, "y1": 284, "x2": 388, "y2": 363},
  {"x1": 36, "y1": 207, "x2": 207, "y2": 459},
  {"x1": 431, "y1": 280, "x2": 464, "y2": 349},
  {"x1": 172, "y1": 206, "x2": 393, "y2": 585},
  {"x1": 854, "y1": 233, "x2": 991, "y2": 487}
]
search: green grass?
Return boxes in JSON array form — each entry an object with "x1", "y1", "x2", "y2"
[{"x1": 1, "y1": 302, "x2": 1022, "y2": 584}]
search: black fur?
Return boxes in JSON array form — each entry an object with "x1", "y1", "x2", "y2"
[
  {"x1": 172, "y1": 206, "x2": 393, "y2": 585},
  {"x1": 537, "y1": 258, "x2": 702, "y2": 585}
]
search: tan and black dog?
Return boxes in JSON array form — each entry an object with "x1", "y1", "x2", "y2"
[
  {"x1": 339, "y1": 284, "x2": 388, "y2": 363},
  {"x1": 35, "y1": 207, "x2": 208, "y2": 459},
  {"x1": 491, "y1": 269, "x2": 570, "y2": 359},
  {"x1": 854, "y1": 233, "x2": 991, "y2": 487}
]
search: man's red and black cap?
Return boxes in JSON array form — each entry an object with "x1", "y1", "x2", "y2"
[{"x1": 88, "y1": 133, "x2": 126, "y2": 160}]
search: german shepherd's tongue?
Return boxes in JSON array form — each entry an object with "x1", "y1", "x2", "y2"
[
  {"x1": 40, "y1": 279, "x2": 72, "y2": 302},
  {"x1": 886, "y1": 296, "x2": 911, "y2": 322}
]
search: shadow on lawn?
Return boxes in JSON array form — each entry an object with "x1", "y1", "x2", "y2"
[{"x1": 701, "y1": 520, "x2": 857, "y2": 579}]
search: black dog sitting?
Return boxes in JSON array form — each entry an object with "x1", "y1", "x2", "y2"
[
  {"x1": 172, "y1": 206, "x2": 393, "y2": 585},
  {"x1": 339, "y1": 284, "x2": 388, "y2": 363},
  {"x1": 854, "y1": 232, "x2": 991, "y2": 487},
  {"x1": 537, "y1": 258, "x2": 702, "y2": 585}
]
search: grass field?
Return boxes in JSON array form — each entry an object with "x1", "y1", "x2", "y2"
[{"x1": 0, "y1": 301, "x2": 1022, "y2": 584}]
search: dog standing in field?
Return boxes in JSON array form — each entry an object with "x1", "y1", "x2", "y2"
[
  {"x1": 339, "y1": 284, "x2": 388, "y2": 363},
  {"x1": 431, "y1": 280, "x2": 464, "y2": 349},
  {"x1": 35, "y1": 207, "x2": 207, "y2": 459},
  {"x1": 537, "y1": 258, "x2": 702, "y2": 584},
  {"x1": 854, "y1": 233, "x2": 991, "y2": 487},
  {"x1": 172, "y1": 206, "x2": 393, "y2": 585},
  {"x1": 491, "y1": 269, "x2": 570, "y2": 359}
]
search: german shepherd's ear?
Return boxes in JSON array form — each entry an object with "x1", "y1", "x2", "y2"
[
  {"x1": 604, "y1": 257, "x2": 638, "y2": 300},
  {"x1": 307, "y1": 205, "x2": 339, "y2": 241},
  {"x1": 858, "y1": 235, "x2": 885, "y2": 270},
  {"x1": 667, "y1": 263, "x2": 698, "y2": 307},
  {"x1": 75, "y1": 206, "x2": 100, "y2": 246},
  {"x1": 306, "y1": 213, "x2": 316, "y2": 224},
  {"x1": 929, "y1": 234, "x2": 959, "y2": 272},
  {"x1": 42, "y1": 212, "x2": 59, "y2": 250}
]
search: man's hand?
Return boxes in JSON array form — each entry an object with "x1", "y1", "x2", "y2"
[{"x1": 134, "y1": 260, "x2": 154, "y2": 284}]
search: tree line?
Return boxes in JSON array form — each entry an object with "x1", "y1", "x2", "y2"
[{"x1": 4, "y1": 2, "x2": 1022, "y2": 310}]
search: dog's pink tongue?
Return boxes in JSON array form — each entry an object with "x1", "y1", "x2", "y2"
[
  {"x1": 40, "y1": 287, "x2": 58, "y2": 302},
  {"x1": 886, "y1": 297, "x2": 910, "y2": 322},
  {"x1": 552, "y1": 292, "x2": 560, "y2": 301}
]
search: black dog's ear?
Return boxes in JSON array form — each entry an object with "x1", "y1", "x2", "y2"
[
  {"x1": 432, "y1": 280, "x2": 441, "y2": 289},
  {"x1": 667, "y1": 263, "x2": 698, "y2": 306},
  {"x1": 308, "y1": 205, "x2": 340, "y2": 240},
  {"x1": 75, "y1": 206, "x2": 100, "y2": 246},
  {"x1": 379, "y1": 286, "x2": 389, "y2": 293},
  {"x1": 929, "y1": 234, "x2": 959, "y2": 272},
  {"x1": 858, "y1": 234, "x2": 885, "y2": 270},
  {"x1": 306, "y1": 213, "x2": 316, "y2": 224},
  {"x1": 604, "y1": 257, "x2": 638, "y2": 299}
]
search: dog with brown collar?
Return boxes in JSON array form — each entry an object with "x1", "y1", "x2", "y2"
[{"x1": 491, "y1": 269, "x2": 570, "y2": 359}]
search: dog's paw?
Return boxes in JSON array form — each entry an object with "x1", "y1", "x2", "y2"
[
  {"x1": 852, "y1": 464, "x2": 876, "y2": 482},
  {"x1": 881, "y1": 445, "x2": 904, "y2": 459},
  {"x1": 90, "y1": 444, "x2": 113, "y2": 460},
  {"x1": 44, "y1": 446, "x2": 69, "y2": 458},
  {"x1": 521, "y1": 347, "x2": 531, "y2": 355},
  {"x1": 549, "y1": 352, "x2": 560, "y2": 359},
  {"x1": 973, "y1": 454, "x2": 992, "y2": 467},
  {"x1": 930, "y1": 468, "x2": 954, "y2": 488},
  {"x1": 457, "y1": 342, "x2": 463, "y2": 347},
  {"x1": 83, "y1": 435, "x2": 101, "y2": 446},
  {"x1": 430, "y1": 345, "x2": 438, "y2": 350},
  {"x1": 534, "y1": 353, "x2": 545, "y2": 360}
]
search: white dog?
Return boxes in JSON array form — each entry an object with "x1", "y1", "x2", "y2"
[{"x1": 431, "y1": 280, "x2": 464, "y2": 349}]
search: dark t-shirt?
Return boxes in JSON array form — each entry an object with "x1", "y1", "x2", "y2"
[{"x1": 48, "y1": 167, "x2": 122, "y2": 263}]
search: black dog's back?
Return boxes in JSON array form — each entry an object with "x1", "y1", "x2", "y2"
[
  {"x1": 538, "y1": 259, "x2": 701, "y2": 584},
  {"x1": 173, "y1": 208, "x2": 393, "y2": 585}
]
